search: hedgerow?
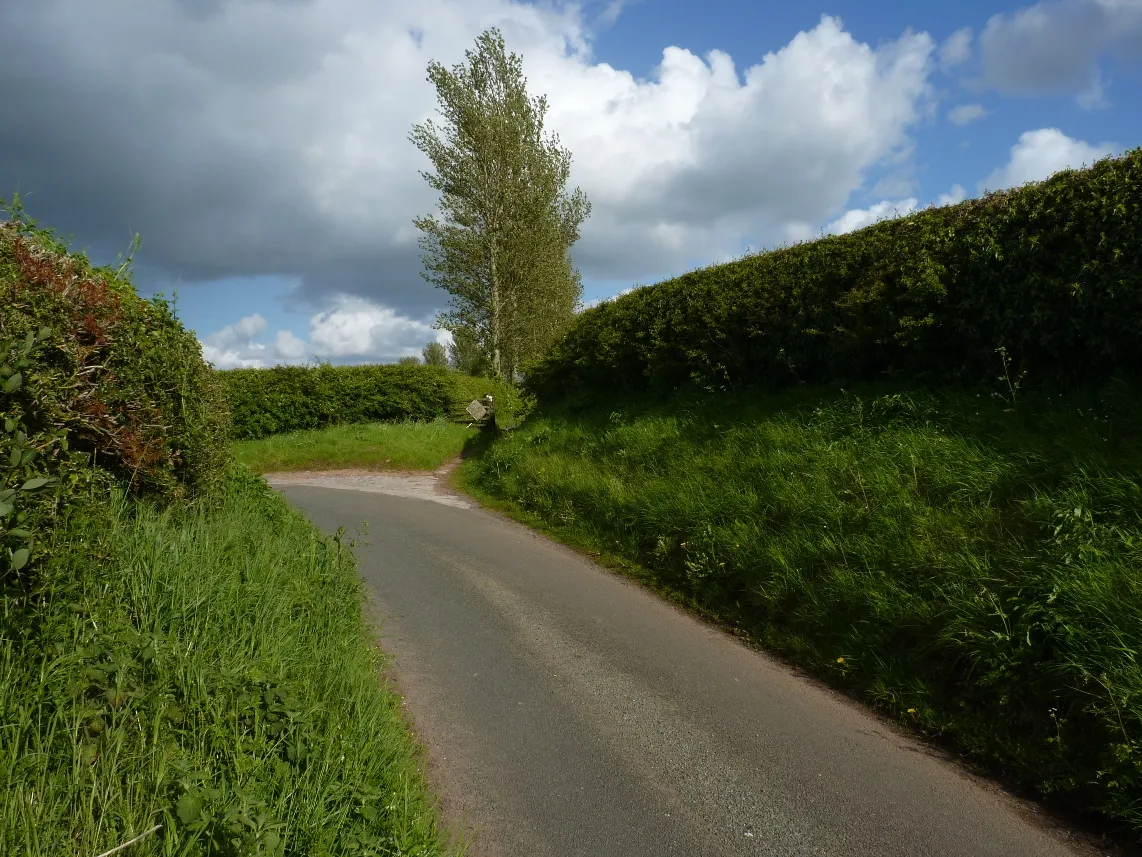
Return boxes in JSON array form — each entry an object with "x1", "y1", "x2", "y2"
[
  {"x1": 1, "y1": 200, "x2": 456, "y2": 856},
  {"x1": 217, "y1": 364, "x2": 455, "y2": 440},
  {"x1": 0, "y1": 196, "x2": 230, "y2": 582},
  {"x1": 527, "y1": 148, "x2": 1142, "y2": 399},
  {"x1": 218, "y1": 363, "x2": 530, "y2": 440}
]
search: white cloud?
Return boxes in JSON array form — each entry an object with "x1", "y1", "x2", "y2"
[
  {"x1": 783, "y1": 222, "x2": 817, "y2": 244},
  {"x1": 947, "y1": 103, "x2": 988, "y2": 125},
  {"x1": 0, "y1": 3, "x2": 937, "y2": 315},
  {"x1": 978, "y1": 0, "x2": 1142, "y2": 104},
  {"x1": 980, "y1": 128, "x2": 1118, "y2": 191},
  {"x1": 274, "y1": 330, "x2": 310, "y2": 360},
  {"x1": 937, "y1": 184, "x2": 967, "y2": 206},
  {"x1": 198, "y1": 298, "x2": 448, "y2": 368},
  {"x1": 939, "y1": 27, "x2": 974, "y2": 70},
  {"x1": 534, "y1": 16, "x2": 935, "y2": 278},
  {"x1": 308, "y1": 296, "x2": 441, "y2": 357},
  {"x1": 199, "y1": 314, "x2": 270, "y2": 368},
  {"x1": 204, "y1": 313, "x2": 267, "y2": 347},
  {"x1": 825, "y1": 198, "x2": 919, "y2": 235}
]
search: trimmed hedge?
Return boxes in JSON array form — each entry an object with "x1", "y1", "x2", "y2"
[
  {"x1": 218, "y1": 364, "x2": 456, "y2": 440},
  {"x1": 0, "y1": 198, "x2": 231, "y2": 581},
  {"x1": 528, "y1": 148, "x2": 1142, "y2": 400},
  {"x1": 218, "y1": 363, "x2": 532, "y2": 440}
]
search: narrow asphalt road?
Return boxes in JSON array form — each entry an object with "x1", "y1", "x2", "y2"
[{"x1": 274, "y1": 475, "x2": 1097, "y2": 857}]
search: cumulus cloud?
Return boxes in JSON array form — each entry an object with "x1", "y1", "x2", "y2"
[
  {"x1": 825, "y1": 198, "x2": 919, "y2": 235},
  {"x1": 978, "y1": 0, "x2": 1142, "y2": 103},
  {"x1": 937, "y1": 184, "x2": 968, "y2": 206},
  {"x1": 308, "y1": 297, "x2": 443, "y2": 358},
  {"x1": 542, "y1": 17, "x2": 935, "y2": 278},
  {"x1": 200, "y1": 314, "x2": 271, "y2": 369},
  {"x1": 274, "y1": 330, "x2": 310, "y2": 361},
  {"x1": 199, "y1": 298, "x2": 447, "y2": 369},
  {"x1": 820, "y1": 180, "x2": 969, "y2": 237},
  {"x1": 0, "y1": 2, "x2": 936, "y2": 319},
  {"x1": 947, "y1": 103, "x2": 989, "y2": 125},
  {"x1": 939, "y1": 27, "x2": 974, "y2": 71},
  {"x1": 980, "y1": 128, "x2": 1118, "y2": 191}
]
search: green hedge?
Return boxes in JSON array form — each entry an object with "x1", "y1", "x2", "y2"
[
  {"x1": 528, "y1": 148, "x2": 1142, "y2": 400},
  {"x1": 1, "y1": 199, "x2": 230, "y2": 581},
  {"x1": 218, "y1": 364, "x2": 455, "y2": 440},
  {"x1": 218, "y1": 363, "x2": 532, "y2": 440}
]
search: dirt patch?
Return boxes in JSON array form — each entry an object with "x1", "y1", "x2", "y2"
[{"x1": 263, "y1": 459, "x2": 471, "y2": 509}]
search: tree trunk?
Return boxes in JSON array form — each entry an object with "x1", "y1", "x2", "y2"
[{"x1": 489, "y1": 245, "x2": 502, "y2": 380}]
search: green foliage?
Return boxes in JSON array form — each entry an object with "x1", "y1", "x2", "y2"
[
  {"x1": 0, "y1": 469, "x2": 458, "y2": 856},
  {"x1": 461, "y1": 379, "x2": 1142, "y2": 837},
  {"x1": 410, "y1": 27, "x2": 591, "y2": 381},
  {"x1": 217, "y1": 362, "x2": 529, "y2": 440},
  {"x1": 529, "y1": 148, "x2": 1142, "y2": 400},
  {"x1": 398, "y1": 355, "x2": 422, "y2": 367},
  {"x1": 0, "y1": 200, "x2": 455, "y2": 855},
  {"x1": 422, "y1": 340, "x2": 449, "y2": 367},
  {"x1": 447, "y1": 373, "x2": 532, "y2": 427},
  {"x1": 447, "y1": 325, "x2": 491, "y2": 377},
  {"x1": 217, "y1": 363, "x2": 456, "y2": 440},
  {"x1": 0, "y1": 196, "x2": 230, "y2": 582}
]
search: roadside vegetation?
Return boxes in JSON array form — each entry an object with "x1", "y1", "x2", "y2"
[
  {"x1": 6, "y1": 13, "x2": 1137, "y2": 849},
  {"x1": 218, "y1": 363, "x2": 527, "y2": 443},
  {"x1": 457, "y1": 148, "x2": 1142, "y2": 839},
  {"x1": 2, "y1": 471, "x2": 456, "y2": 856},
  {"x1": 235, "y1": 418, "x2": 476, "y2": 474},
  {"x1": 459, "y1": 379, "x2": 1142, "y2": 836},
  {"x1": 1, "y1": 198, "x2": 459, "y2": 856}
]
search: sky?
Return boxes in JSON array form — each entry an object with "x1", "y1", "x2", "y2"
[{"x1": 1, "y1": 0, "x2": 1140, "y2": 368}]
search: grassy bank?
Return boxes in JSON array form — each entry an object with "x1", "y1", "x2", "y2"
[
  {"x1": 0, "y1": 469, "x2": 460, "y2": 856},
  {"x1": 235, "y1": 419, "x2": 477, "y2": 474},
  {"x1": 458, "y1": 378, "x2": 1142, "y2": 836}
]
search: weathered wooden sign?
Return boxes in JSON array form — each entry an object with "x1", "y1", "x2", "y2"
[{"x1": 466, "y1": 399, "x2": 488, "y2": 421}]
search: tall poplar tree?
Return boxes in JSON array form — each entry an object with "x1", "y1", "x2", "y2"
[{"x1": 409, "y1": 28, "x2": 590, "y2": 382}]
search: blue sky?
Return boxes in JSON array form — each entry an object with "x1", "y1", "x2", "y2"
[{"x1": 1, "y1": 0, "x2": 1139, "y2": 367}]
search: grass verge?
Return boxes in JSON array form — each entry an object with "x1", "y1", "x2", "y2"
[
  {"x1": 457, "y1": 377, "x2": 1142, "y2": 839},
  {"x1": 234, "y1": 418, "x2": 477, "y2": 474},
  {"x1": 1, "y1": 468, "x2": 460, "y2": 857}
]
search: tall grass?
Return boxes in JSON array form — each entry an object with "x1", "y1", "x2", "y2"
[
  {"x1": 460, "y1": 377, "x2": 1142, "y2": 835},
  {"x1": 0, "y1": 469, "x2": 460, "y2": 856},
  {"x1": 234, "y1": 419, "x2": 477, "y2": 474}
]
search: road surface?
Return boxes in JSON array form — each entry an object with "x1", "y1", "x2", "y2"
[{"x1": 273, "y1": 472, "x2": 1098, "y2": 857}]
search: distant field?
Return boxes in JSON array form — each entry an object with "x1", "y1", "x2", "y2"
[{"x1": 234, "y1": 419, "x2": 477, "y2": 473}]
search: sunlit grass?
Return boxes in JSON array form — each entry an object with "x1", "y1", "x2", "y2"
[
  {"x1": 234, "y1": 418, "x2": 478, "y2": 474},
  {"x1": 459, "y1": 377, "x2": 1142, "y2": 836},
  {"x1": 0, "y1": 470, "x2": 463, "y2": 856}
]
